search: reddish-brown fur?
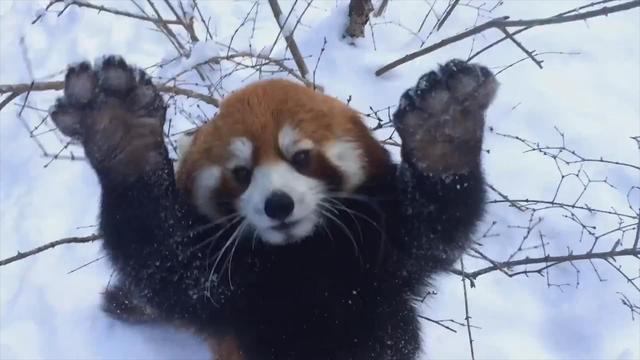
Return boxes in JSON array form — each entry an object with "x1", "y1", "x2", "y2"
[
  {"x1": 177, "y1": 80, "x2": 392, "y2": 358},
  {"x1": 207, "y1": 336, "x2": 244, "y2": 360},
  {"x1": 176, "y1": 79, "x2": 390, "y2": 199}
]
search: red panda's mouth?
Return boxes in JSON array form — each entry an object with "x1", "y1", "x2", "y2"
[{"x1": 271, "y1": 219, "x2": 301, "y2": 231}]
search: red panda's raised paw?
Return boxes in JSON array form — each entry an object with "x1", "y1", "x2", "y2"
[
  {"x1": 50, "y1": 56, "x2": 167, "y2": 178},
  {"x1": 393, "y1": 59, "x2": 498, "y2": 175}
]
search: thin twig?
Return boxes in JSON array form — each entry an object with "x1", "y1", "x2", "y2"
[
  {"x1": 67, "y1": 255, "x2": 107, "y2": 274},
  {"x1": 34, "y1": 0, "x2": 181, "y2": 25},
  {"x1": 0, "y1": 234, "x2": 101, "y2": 266},
  {"x1": 0, "y1": 80, "x2": 220, "y2": 108},
  {"x1": 460, "y1": 259, "x2": 476, "y2": 360},
  {"x1": 435, "y1": 0, "x2": 460, "y2": 31},
  {"x1": 417, "y1": 315, "x2": 458, "y2": 333},
  {"x1": 375, "y1": 0, "x2": 640, "y2": 76},
  {"x1": 498, "y1": 27, "x2": 543, "y2": 69},
  {"x1": 268, "y1": 0, "x2": 310, "y2": 80},
  {"x1": 467, "y1": 0, "x2": 617, "y2": 61},
  {"x1": 451, "y1": 247, "x2": 640, "y2": 280}
]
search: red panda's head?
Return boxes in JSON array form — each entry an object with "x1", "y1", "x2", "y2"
[{"x1": 176, "y1": 80, "x2": 391, "y2": 245}]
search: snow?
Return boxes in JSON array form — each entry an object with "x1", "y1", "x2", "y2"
[
  {"x1": 182, "y1": 40, "x2": 221, "y2": 70},
  {"x1": 1, "y1": 1, "x2": 639, "y2": 359}
]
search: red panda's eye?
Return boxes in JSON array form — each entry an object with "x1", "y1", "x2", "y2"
[
  {"x1": 232, "y1": 166, "x2": 252, "y2": 186},
  {"x1": 291, "y1": 150, "x2": 311, "y2": 170}
]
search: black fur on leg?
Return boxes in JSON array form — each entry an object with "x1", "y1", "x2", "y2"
[{"x1": 102, "y1": 282, "x2": 160, "y2": 324}]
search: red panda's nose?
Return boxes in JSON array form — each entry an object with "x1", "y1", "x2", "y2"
[{"x1": 264, "y1": 191, "x2": 294, "y2": 221}]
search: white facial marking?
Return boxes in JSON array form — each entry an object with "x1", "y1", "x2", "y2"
[
  {"x1": 238, "y1": 162, "x2": 324, "y2": 245},
  {"x1": 193, "y1": 165, "x2": 221, "y2": 218},
  {"x1": 175, "y1": 132, "x2": 194, "y2": 171},
  {"x1": 227, "y1": 137, "x2": 253, "y2": 168},
  {"x1": 324, "y1": 139, "x2": 365, "y2": 190},
  {"x1": 278, "y1": 125, "x2": 313, "y2": 158}
]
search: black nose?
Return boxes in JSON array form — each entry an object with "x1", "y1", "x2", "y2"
[{"x1": 264, "y1": 191, "x2": 294, "y2": 221}]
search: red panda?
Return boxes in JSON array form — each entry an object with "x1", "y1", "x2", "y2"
[
  {"x1": 175, "y1": 79, "x2": 390, "y2": 245},
  {"x1": 50, "y1": 56, "x2": 497, "y2": 360}
]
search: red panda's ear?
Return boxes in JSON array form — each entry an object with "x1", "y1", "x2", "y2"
[
  {"x1": 177, "y1": 130, "x2": 197, "y2": 160},
  {"x1": 175, "y1": 128, "x2": 201, "y2": 194}
]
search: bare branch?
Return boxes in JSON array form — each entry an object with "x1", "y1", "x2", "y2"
[
  {"x1": 268, "y1": 0, "x2": 310, "y2": 81},
  {"x1": 0, "y1": 93, "x2": 21, "y2": 112},
  {"x1": 34, "y1": 0, "x2": 181, "y2": 25},
  {"x1": 435, "y1": 0, "x2": 460, "y2": 32},
  {"x1": 467, "y1": 0, "x2": 617, "y2": 61},
  {"x1": 0, "y1": 234, "x2": 101, "y2": 266},
  {"x1": 417, "y1": 315, "x2": 458, "y2": 333},
  {"x1": 372, "y1": 0, "x2": 389, "y2": 17},
  {"x1": 451, "y1": 247, "x2": 640, "y2": 280},
  {"x1": 375, "y1": 0, "x2": 640, "y2": 76},
  {"x1": 498, "y1": 27, "x2": 543, "y2": 69},
  {"x1": 460, "y1": 259, "x2": 476, "y2": 360},
  {"x1": 0, "y1": 80, "x2": 220, "y2": 108}
]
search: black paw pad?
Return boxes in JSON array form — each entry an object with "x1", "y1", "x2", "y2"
[
  {"x1": 399, "y1": 59, "x2": 497, "y2": 117},
  {"x1": 50, "y1": 55, "x2": 166, "y2": 145},
  {"x1": 127, "y1": 69, "x2": 163, "y2": 114},
  {"x1": 64, "y1": 61, "x2": 97, "y2": 106},
  {"x1": 97, "y1": 55, "x2": 136, "y2": 97},
  {"x1": 50, "y1": 98, "x2": 84, "y2": 139},
  {"x1": 415, "y1": 70, "x2": 444, "y2": 98}
]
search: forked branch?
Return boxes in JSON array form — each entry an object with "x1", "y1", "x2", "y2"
[{"x1": 375, "y1": 0, "x2": 640, "y2": 76}]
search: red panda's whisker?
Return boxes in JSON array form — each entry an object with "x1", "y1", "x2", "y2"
[
  {"x1": 189, "y1": 215, "x2": 243, "y2": 253},
  {"x1": 321, "y1": 199, "x2": 364, "y2": 246},
  {"x1": 318, "y1": 206, "x2": 362, "y2": 267},
  {"x1": 206, "y1": 239, "x2": 236, "y2": 298},
  {"x1": 212, "y1": 212, "x2": 243, "y2": 224},
  {"x1": 250, "y1": 227, "x2": 259, "y2": 252},
  {"x1": 318, "y1": 216, "x2": 337, "y2": 247},
  {"x1": 224, "y1": 222, "x2": 248, "y2": 290},
  {"x1": 326, "y1": 192, "x2": 385, "y2": 217},
  {"x1": 207, "y1": 220, "x2": 247, "y2": 294},
  {"x1": 324, "y1": 198, "x2": 386, "y2": 238}
]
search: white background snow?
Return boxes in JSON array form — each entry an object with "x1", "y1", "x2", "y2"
[{"x1": 0, "y1": 1, "x2": 638, "y2": 359}]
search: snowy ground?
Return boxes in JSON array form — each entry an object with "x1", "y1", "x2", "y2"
[{"x1": 1, "y1": 1, "x2": 639, "y2": 359}]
